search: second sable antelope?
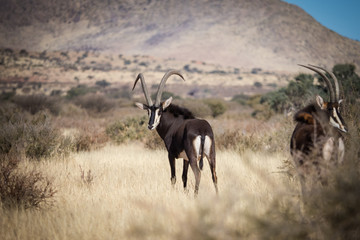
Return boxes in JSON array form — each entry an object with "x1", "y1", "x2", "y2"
[
  {"x1": 132, "y1": 70, "x2": 218, "y2": 194},
  {"x1": 290, "y1": 64, "x2": 347, "y2": 195}
]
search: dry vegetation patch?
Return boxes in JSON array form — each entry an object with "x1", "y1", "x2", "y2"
[{"x1": 0, "y1": 144, "x2": 296, "y2": 239}]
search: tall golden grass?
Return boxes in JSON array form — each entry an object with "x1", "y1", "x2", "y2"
[{"x1": 0, "y1": 143, "x2": 296, "y2": 239}]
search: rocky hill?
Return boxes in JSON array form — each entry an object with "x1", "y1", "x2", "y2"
[{"x1": 0, "y1": 0, "x2": 359, "y2": 73}]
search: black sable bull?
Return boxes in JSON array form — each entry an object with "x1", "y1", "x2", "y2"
[
  {"x1": 132, "y1": 70, "x2": 218, "y2": 194},
  {"x1": 290, "y1": 64, "x2": 347, "y2": 196}
]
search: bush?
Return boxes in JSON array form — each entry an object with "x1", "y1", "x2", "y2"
[
  {"x1": 95, "y1": 80, "x2": 111, "y2": 88},
  {"x1": 106, "y1": 116, "x2": 150, "y2": 144},
  {"x1": 232, "y1": 94, "x2": 250, "y2": 105},
  {"x1": 144, "y1": 133, "x2": 165, "y2": 150},
  {"x1": 249, "y1": 149, "x2": 360, "y2": 240},
  {"x1": 261, "y1": 73, "x2": 326, "y2": 113},
  {"x1": 216, "y1": 130, "x2": 265, "y2": 152},
  {"x1": 0, "y1": 106, "x2": 69, "y2": 160},
  {"x1": 73, "y1": 132, "x2": 93, "y2": 152},
  {"x1": 260, "y1": 88, "x2": 290, "y2": 113},
  {"x1": 0, "y1": 91, "x2": 16, "y2": 101},
  {"x1": 74, "y1": 94, "x2": 116, "y2": 113},
  {"x1": 260, "y1": 64, "x2": 360, "y2": 114},
  {"x1": 254, "y1": 81, "x2": 262, "y2": 88},
  {"x1": 151, "y1": 91, "x2": 180, "y2": 101},
  {"x1": 178, "y1": 99, "x2": 212, "y2": 118},
  {"x1": 333, "y1": 64, "x2": 360, "y2": 103},
  {"x1": 12, "y1": 94, "x2": 62, "y2": 115},
  {"x1": 0, "y1": 154, "x2": 56, "y2": 209},
  {"x1": 248, "y1": 97, "x2": 360, "y2": 240},
  {"x1": 66, "y1": 85, "x2": 96, "y2": 99},
  {"x1": 73, "y1": 129, "x2": 108, "y2": 152},
  {"x1": 105, "y1": 87, "x2": 132, "y2": 99},
  {"x1": 203, "y1": 98, "x2": 227, "y2": 118}
]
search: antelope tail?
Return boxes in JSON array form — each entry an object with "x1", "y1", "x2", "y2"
[{"x1": 199, "y1": 135, "x2": 205, "y2": 170}]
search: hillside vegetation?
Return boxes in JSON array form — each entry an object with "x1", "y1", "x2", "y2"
[{"x1": 0, "y1": 48, "x2": 290, "y2": 99}]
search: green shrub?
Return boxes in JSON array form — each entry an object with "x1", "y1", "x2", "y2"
[
  {"x1": 178, "y1": 99, "x2": 212, "y2": 118},
  {"x1": 66, "y1": 85, "x2": 96, "y2": 99},
  {"x1": 106, "y1": 116, "x2": 150, "y2": 144},
  {"x1": 254, "y1": 81, "x2": 262, "y2": 88},
  {"x1": 203, "y1": 98, "x2": 227, "y2": 118},
  {"x1": 232, "y1": 94, "x2": 250, "y2": 105},
  {"x1": 260, "y1": 88, "x2": 290, "y2": 113},
  {"x1": 260, "y1": 64, "x2": 360, "y2": 114},
  {"x1": 333, "y1": 64, "x2": 360, "y2": 103},
  {"x1": 95, "y1": 80, "x2": 111, "y2": 88}
]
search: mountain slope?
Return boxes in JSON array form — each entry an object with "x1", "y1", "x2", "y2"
[{"x1": 0, "y1": 0, "x2": 359, "y2": 72}]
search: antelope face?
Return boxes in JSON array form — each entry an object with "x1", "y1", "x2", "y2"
[
  {"x1": 132, "y1": 70, "x2": 184, "y2": 130},
  {"x1": 316, "y1": 95, "x2": 347, "y2": 133},
  {"x1": 328, "y1": 101, "x2": 347, "y2": 133},
  {"x1": 135, "y1": 97, "x2": 173, "y2": 130}
]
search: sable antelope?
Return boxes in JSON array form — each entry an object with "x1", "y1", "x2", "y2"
[
  {"x1": 132, "y1": 70, "x2": 218, "y2": 195},
  {"x1": 290, "y1": 64, "x2": 347, "y2": 195}
]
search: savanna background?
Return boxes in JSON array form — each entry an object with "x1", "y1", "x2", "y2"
[{"x1": 1, "y1": 0, "x2": 360, "y2": 239}]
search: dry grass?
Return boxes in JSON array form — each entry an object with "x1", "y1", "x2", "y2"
[{"x1": 0, "y1": 144, "x2": 296, "y2": 239}]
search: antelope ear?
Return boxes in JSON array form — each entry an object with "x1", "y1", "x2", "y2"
[
  {"x1": 135, "y1": 102, "x2": 148, "y2": 110},
  {"x1": 162, "y1": 97, "x2": 173, "y2": 110},
  {"x1": 316, "y1": 95, "x2": 325, "y2": 109},
  {"x1": 338, "y1": 99, "x2": 344, "y2": 104}
]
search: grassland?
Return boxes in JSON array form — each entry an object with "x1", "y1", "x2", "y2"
[
  {"x1": 0, "y1": 143, "x2": 297, "y2": 239},
  {"x1": 1, "y1": 49, "x2": 359, "y2": 239}
]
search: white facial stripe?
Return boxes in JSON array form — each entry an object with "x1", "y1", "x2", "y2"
[
  {"x1": 330, "y1": 116, "x2": 340, "y2": 128},
  {"x1": 330, "y1": 108, "x2": 346, "y2": 132},
  {"x1": 151, "y1": 109, "x2": 161, "y2": 130}
]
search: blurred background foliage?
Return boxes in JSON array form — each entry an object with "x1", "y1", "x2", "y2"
[{"x1": 260, "y1": 63, "x2": 360, "y2": 114}]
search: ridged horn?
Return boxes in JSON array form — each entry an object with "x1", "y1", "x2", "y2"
[
  {"x1": 155, "y1": 70, "x2": 185, "y2": 106},
  {"x1": 132, "y1": 73, "x2": 153, "y2": 106},
  {"x1": 298, "y1": 64, "x2": 335, "y2": 102},
  {"x1": 309, "y1": 64, "x2": 341, "y2": 101}
]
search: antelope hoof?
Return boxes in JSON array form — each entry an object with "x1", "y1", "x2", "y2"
[
  {"x1": 171, "y1": 177, "x2": 176, "y2": 185},
  {"x1": 194, "y1": 187, "x2": 199, "y2": 197}
]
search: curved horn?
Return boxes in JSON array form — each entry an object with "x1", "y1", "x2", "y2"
[
  {"x1": 309, "y1": 65, "x2": 340, "y2": 101},
  {"x1": 298, "y1": 64, "x2": 335, "y2": 102},
  {"x1": 155, "y1": 70, "x2": 185, "y2": 106},
  {"x1": 132, "y1": 73, "x2": 153, "y2": 106}
]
